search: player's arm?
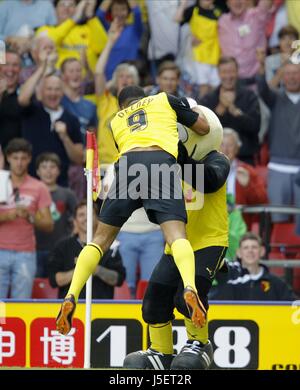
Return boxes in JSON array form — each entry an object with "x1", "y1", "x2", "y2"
[
  {"x1": 178, "y1": 141, "x2": 230, "y2": 193},
  {"x1": 167, "y1": 94, "x2": 210, "y2": 135}
]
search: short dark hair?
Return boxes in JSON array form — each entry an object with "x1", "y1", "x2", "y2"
[
  {"x1": 157, "y1": 61, "x2": 181, "y2": 78},
  {"x1": 218, "y1": 56, "x2": 239, "y2": 69},
  {"x1": 54, "y1": 0, "x2": 78, "y2": 7},
  {"x1": 118, "y1": 86, "x2": 146, "y2": 107},
  {"x1": 239, "y1": 232, "x2": 263, "y2": 247},
  {"x1": 109, "y1": 0, "x2": 131, "y2": 14},
  {"x1": 5, "y1": 138, "x2": 32, "y2": 156},
  {"x1": 5, "y1": 49, "x2": 21, "y2": 60},
  {"x1": 75, "y1": 200, "x2": 99, "y2": 216},
  {"x1": 278, "y1": 25, "x2": 299, "y2": 40},
  {"x1": 60, "y1": 57, "x2": 80, "y2": 74},
  {"x1": 36, "y1": 152, "x2": 61, "y2": 170}
]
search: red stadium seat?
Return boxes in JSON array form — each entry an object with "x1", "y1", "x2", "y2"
[
  {"x1": 32, "y1": 278, "x2": 58, "y2": 299},
  {"x1": 136, "y1": 280, "x2": 148, "y2": 300},
  {"x1": 267, "y1": 252, "x2": 286, "y2": 278},
  {"x1": 270, "y1": 223, "x2": 300, "y2": 257},
  {"x1": 114, "y1": 281, "x2": 131, "y2": 300},
  {"x1": 250, "y1": 222, "x2": 260, "y2": 234},
  {"x1": 292, "y1": 253, "x2": 300, "y2": 294}
]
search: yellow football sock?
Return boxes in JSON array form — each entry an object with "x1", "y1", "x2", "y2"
[
  {"x1": 149, "y1": 322, "x2": 173, "y2": 354},
  {"x1": 184, "y1": 317, "x2": 208, "y2": 344},
  {"x1": 171, "y1": 238, "x2": 196, "y2": 291},
  {"x1": 67, "y1": 243, "x2": 103, "y2": 301}
]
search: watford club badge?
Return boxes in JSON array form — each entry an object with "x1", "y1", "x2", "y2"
[{"x1": 261, "y1": 280, "x2": 270, "y2": 293}]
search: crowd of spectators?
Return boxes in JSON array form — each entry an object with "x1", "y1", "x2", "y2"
[{"x1": 0, "y1": 0, "x2": 300, "y2": 300}]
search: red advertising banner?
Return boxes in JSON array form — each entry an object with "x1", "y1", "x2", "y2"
[
  {"x1": 0, "y1": 317, "x2": 26, "y2": 367},
  {"x1": 30, "y1": 318, "x2": 84, "y2": 368}
]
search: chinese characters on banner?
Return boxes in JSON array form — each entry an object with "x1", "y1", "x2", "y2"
[
  {"x1": 0, "y1": 318, "x2": 25, "y2": 366},
  {"x1": 0, "y1": 317, "x2": 84, "y2": 367},
  {"x1": 30, "y1": 318, "x2": 84, "y2": 367}
]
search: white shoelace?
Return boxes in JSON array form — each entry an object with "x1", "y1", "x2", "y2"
[{"x1": 181, "y1": 341, "x2": 202, "y2": 355}]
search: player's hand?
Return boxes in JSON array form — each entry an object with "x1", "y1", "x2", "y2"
[{"x1": 236, "y1": 166, "x2": 250, "y2": 187}]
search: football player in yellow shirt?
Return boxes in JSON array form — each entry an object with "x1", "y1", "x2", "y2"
[
  {"x1": 56, "y1": 86, "x2": 210, "y2": 335},
  {"x1": 123, "y1": 103, "x2": 229, "y2": 370}
]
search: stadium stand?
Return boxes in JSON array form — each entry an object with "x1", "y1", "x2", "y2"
[{"x1": 31, "y1": 277, "x2": 58, "y2": 299}]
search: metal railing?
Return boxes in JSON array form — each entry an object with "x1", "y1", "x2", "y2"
[
  {"x1": 260, "y1": 259, "x2": 300, "y2": 287},
  {"x1": 237, "y1": 204, "x2": 300, "y2": 255}
]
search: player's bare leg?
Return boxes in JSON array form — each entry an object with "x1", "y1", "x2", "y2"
[{"x1": 56, "y1": 221, "x2": 120, "y2": 335}]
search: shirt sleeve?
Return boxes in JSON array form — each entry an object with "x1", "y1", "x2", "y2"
[
  {"x1": 166, "y1": 94, "x2": 199, "y2": 128},
  {"x1": 37, "y1": 182, "x2": 52, "y2": 210},
  {"x1": 181, "y1": 6, "x2": 194, "y2": 25},
  {"x1": 88, "y1": 104, "x2": 99, "y2": 128},
  {"x1": 96, "y1": 8, "x2": 109, "y2": 30},
  {"x1": 48, "y1": 239, "x2": 75, "y2": 288},
  {"x1": 67, "y1": 115, "x2": 84, "y2": 144},
  {"x1": 132, "y1": 6, "x2": 143, "y2": 36},
  {"x1": 36, "y1": 19, "x2": 75, "y2": 46},
  {"x1": 48, "y1": 242, "x2": 65, "y2": 288},
  {"x1": 66, "y1": 189, "x2": 77, "y2": 216}
]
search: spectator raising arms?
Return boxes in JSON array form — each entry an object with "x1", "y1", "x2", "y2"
[
  {"x1": 218, "y1": 0, "x2": 273, "y2": 85},
  {"x1": 94, "y1": 20, "x2": 139, "y2": 167},
  {"x1": 264, "y1": 25, "x2": 299, "y2": 90},
  {"x1": 19, "y1": 36, "x2": 57, "y2": 84},
  {"x1": 18, "y1": 51, "x2": 84, "y2": 187},
  {"x1": 61, "y1": 57, "x2": 98, "y2": 200},
  {"x1": 0, "y1": 50, "x2": 23, "y2": 151},
  {"x1": 96, "y1": 0, "x2": 143, "y2": 80},
  {"x1": 256, "y1": 54, "x2": 300, "y2": 234},
  {"x1": 36, "y1": 0, "x2": 107, "y2": 73},
  {"x1": 175, "y1": 0, "x2": 222, "y2": 97}
]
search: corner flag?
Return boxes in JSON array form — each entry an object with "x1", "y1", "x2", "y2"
[{"x1": 86, "y1": 131, "x2": 101, "y2": 201}]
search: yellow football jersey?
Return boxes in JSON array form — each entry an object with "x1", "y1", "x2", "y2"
[
  {"x1": 110, "y1": 92, "x2": 179, "y2": 158},
  {"x1": 96, "y1": 91, "x2": 119, "y2": 165},
  {"x1": 165, "y1": 184, "x2": 228, "y2": 253},
  {"x1": 189, "y1": 7, "x2": 221, "y2": 65},
  {"x1": 186, "y1": 184, "x2": 228, "y2": 251}
]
